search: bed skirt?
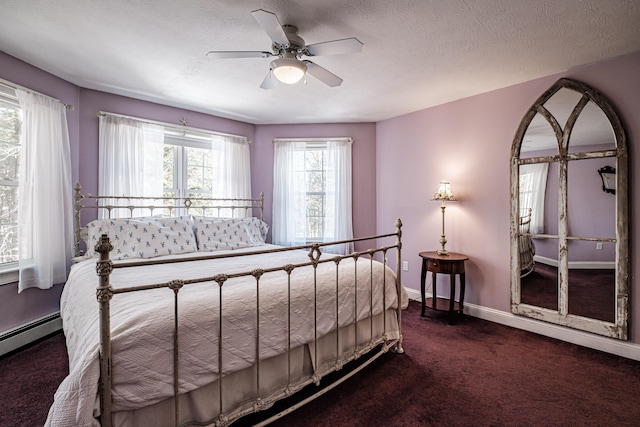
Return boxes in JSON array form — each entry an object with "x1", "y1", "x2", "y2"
[{"x1": 107, "y1": 309, "x2": 399, "y2": 426}]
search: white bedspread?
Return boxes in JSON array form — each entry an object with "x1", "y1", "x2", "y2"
[{"x1": 46, "y1": 245, "x2": 407, "y2": 427}]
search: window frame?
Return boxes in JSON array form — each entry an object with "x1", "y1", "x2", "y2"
[
  {"x1": 0, "y1": 82, "x2": 21, "y2": 284},
  {"x1": 163, "y1": 133, "x2": 218, "y2": 207},
  {"x1": 294, "y1": 143, "x2": 329, "y2": 243},
  {"x1": 272, "y1": 136, "x2": 353, "y2": 254}
]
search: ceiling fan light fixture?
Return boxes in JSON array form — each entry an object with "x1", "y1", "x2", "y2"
[{"x1": 271, "y1": 57, "x2": 307, "y2": 84}]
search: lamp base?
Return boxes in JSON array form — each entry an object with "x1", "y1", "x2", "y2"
[{"x1": 438, "y1": 229, "x2": 449, "y2": 256}]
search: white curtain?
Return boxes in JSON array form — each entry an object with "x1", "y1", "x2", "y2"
[
  {"x1": 98, "y1": 115, "x2": 164, "y2": 218},
  {"x1": 323, "y1": 139, "x2": 353, "y2": 253},
  {"x1": 273, "y1": 140, "x2": 307, "y2": 247},
  {"x1": 16, "y1": 90, "x2": 73, "y2": 292},
  {"x1": 272, "y1": 138, "x2": 353, "y2": 254},
  {"x1": 519, "y1": 163, "x2": 549, "y2": 234},
  {"x1": 210, "y1": 134, "x2": 251, "y2": 217}
]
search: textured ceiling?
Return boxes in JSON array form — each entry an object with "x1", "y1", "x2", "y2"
[{"x1": 1, "y1": 0, "x2": 639, "y2": 124}]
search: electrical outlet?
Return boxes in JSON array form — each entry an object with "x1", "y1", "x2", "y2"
[
  {"x1": 596, "y1": 242, "x2": 603, "y2": 250},
  {"x1": 402, "y1": 260, "x2": 409, "y2": 271}
]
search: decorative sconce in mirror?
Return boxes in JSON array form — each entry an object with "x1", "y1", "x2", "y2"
[{"x1": 598, "y1": 166, "x2": 616, "y2": 194}]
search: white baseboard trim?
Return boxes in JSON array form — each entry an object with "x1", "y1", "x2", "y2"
[
  {"x1": 6, "y1": 288, "x2": 640, "y2": 361},
  {"x1": 403, "y1": 287, "x2": 640, "y2": 361},
  {"x1": 534, "y1": 255, "x2": 615, "y2": 270},
  {"x1": 405, "y1": 287, "x2": 421, "y2": 301},
  {"x1": 0, "y1": 312, "x2": 62, "y2": 357}
]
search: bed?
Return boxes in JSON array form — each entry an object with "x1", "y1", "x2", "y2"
[{"x1": 45, "y1": 185, "x2": 407, "y2": 427}]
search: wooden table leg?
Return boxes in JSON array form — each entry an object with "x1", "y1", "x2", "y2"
[
  {"x1": 420, "y1": 258, "x2": 427, "y2": 316},
  {"x1": 432, "y1": 272, "x2": 437, "y2": 309},
  {"x1": 460, "y1": 272, "x2": 466, "y2": 310},
  {"x1": 448, "y1": 273, "x2": 456, "y2": 324}
]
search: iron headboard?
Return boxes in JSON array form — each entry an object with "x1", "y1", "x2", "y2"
[{"x1": 73, "y1": 183, "x2": 264, "y2": 256}]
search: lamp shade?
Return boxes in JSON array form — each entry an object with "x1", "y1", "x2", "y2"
[
  {"x1": 271, "y1": 58, "x2": 307, "y2": 84},
  {"x1": 431, "y1": 180, "x2": 456, "y2": 202}
]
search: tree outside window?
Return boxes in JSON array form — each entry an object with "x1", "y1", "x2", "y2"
[{"x1": 0, "y1": 94, "x2": 21, "y2": 264}]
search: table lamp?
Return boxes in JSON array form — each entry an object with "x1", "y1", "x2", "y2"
[{"x1": 431, "y1": 180, "x2": 456, "y2": 255}]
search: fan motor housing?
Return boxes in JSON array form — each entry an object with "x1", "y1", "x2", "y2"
[{"x1": 274, "y1": 24, "x2": 305, "y2": 53}]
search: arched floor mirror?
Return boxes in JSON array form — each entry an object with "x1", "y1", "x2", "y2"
[{"x1": 510, "y1": 78, "x2": 629, "y2": 339}]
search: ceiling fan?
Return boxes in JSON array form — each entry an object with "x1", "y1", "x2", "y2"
[{"x1": 206, "y1": 9, "x2": 364, "y2": 89}]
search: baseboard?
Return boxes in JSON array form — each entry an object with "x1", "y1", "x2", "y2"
[
  {"x1": 534, "y1": 255, "x2": 615, "y2": 270},
  {"x1": 403, "y1": 287, "x2": 640, "y2": 361},
  {"x1": 0, "y1": 312, "x2": 62, "y2": 357},
  {"x1": 6, "y1": 289, "x2": 640, "y2": 361},
  {"x1": 405, "y1": 287, "x2": 421, "y2": 301}
]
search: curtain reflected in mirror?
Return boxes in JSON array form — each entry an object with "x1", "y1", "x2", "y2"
[{"x1": 510, "y1": 78, "x2": 628, "y2": 339}]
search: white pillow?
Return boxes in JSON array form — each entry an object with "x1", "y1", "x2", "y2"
[
  {"x1": 193, "y1": 217, "x2": 263, "y2": 251},
  {"x1": 240, "y1": 217, "x2": 269, "y2": 243},
  {"x1": 86, "y1": 217, "x2": 197, "y2": 260}
]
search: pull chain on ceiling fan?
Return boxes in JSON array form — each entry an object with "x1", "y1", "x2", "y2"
[{"x1": 206, "y1": 9, "x2": 364, "y2": 89}]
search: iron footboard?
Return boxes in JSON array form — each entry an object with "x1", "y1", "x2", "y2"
[{"x1": 94, "y1": 220, "x2": 404, "y2": 427}]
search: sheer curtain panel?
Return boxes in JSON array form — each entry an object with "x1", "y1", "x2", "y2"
[
  {"x1": 519, "y1": 163, "x2": 549, "y2": 234},
  {"x1": 272, "y1": 140, "x2": 308, "y2": 248},
  {"x1": 211, "y1": 134, "x2": 251, "y2": 217},
  {"x1": 16, "y1": 90, "x2": 73, "y2": 292},
  {"x1": 98, "y1": 114, "x2": 164, "y2": 218},
  {"x1": 272, "y1": 138, "x2": 353, "y2": 254},
  {"x1": 323, "y1": 139, "x2": 353, "y2": 254}
]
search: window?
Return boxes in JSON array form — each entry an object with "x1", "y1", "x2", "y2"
[
  {"x1": 163, "y1": 135, "x2": 215, "y2": 200},
  {"x1": 1, "y1": 83, "x2": 73, "y2": 291},
  {"x1": 296, "y1": 145, "x2": 327, "y2": 241},
  {"x1": 272, "y1": 138, "x2": 353, "y2": 254},
  {"x1": 99, "y1": 113, "x2": 251, "y2": 219},
  {"x1": 0, "y1": 84, "x2": 21, "y2": 270},
  {"x1": 518, "y1": 163, "x2": 548, "y2": 234}
]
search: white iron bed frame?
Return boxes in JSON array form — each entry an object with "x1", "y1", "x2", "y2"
[{"x1": 71, "y1": 184, "x2": 405, "y2": 427}]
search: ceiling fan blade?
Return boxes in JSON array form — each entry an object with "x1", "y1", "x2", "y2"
[
  {"x1": 306, "y1": 38, "x2": 364, "y2": 56},
  {"x1": 206, "y1": 51, "x2": 273, "y2": 59},
  {"x1": 304, "y1": 61, "x2": 343, "y2": 87},
  {"x1": 260, "y1": 70, "x2": 278, "y2": 90},
  {"x1": 251, "y1": 9, "x2": 289, "y2": 46}
]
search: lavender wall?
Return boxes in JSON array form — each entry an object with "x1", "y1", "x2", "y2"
[
  {"x1": 77, "y1": 89, "x2": 255, "y2": 224},
  {"x1": 535, "y1": 156, "x2": 617, "y2": 262},
  {"x1": 2, "y1": 46, "x2": 639, "y2": 349},
  {"x1": 0, "y1": 52, "x2": 256, "y2": 333},
  {"x1": 376, "y1": 51, "x2": 640, "y2": 343},
  {"x1": 523, "y1": 144, "x2": 617, "y2": 262},
  {"x1": 0, "y1": 52, "x2": 80, "y2": 181},
  {"x1": 79, "y1": 89, "x2": 255, "y2": 199},
  {"x1": 252, "y1": 123, "x2": 377, "y2": 245}
]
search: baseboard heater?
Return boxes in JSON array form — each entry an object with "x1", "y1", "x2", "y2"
[{"x1": 0, "y1": 312, "x2": 62, "y2": 357}]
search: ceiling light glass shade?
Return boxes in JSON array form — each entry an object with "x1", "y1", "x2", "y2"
[{"x1": 271, "y1": 58, "x2": 307, "y2": 84}]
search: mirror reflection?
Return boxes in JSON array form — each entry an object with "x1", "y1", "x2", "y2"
[{"x1": 511, "y1": 79, "x2": 628, "y2": 339}]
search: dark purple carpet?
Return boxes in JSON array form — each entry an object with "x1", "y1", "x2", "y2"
[
  {"x1": 521, "y1": 263, "x2": 615, "y2": 322},
  {"x1": 2, "y1": 301, "x2": 640, "y2": 426},
  {"x1": 268, "y1": 302, "x2": 640, "y2": 426},
  {"x1": 0, "y1": 332, "x2": 68, "y2": 427}
]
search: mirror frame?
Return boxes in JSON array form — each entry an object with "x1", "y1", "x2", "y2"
[{"x1": 510, "y1": 78, "x2": 629, "y2": 340}]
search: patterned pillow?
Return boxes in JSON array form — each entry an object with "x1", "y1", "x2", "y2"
[
  {"x1": 87, "y1": 217, "x2": 197, "y2": 260},
  {"x1": 193, "y1": 217, "x2": 263, "y2": 251},
  {"x1": 240, "y1": 217, "x2": 269, "y2": 243}
]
